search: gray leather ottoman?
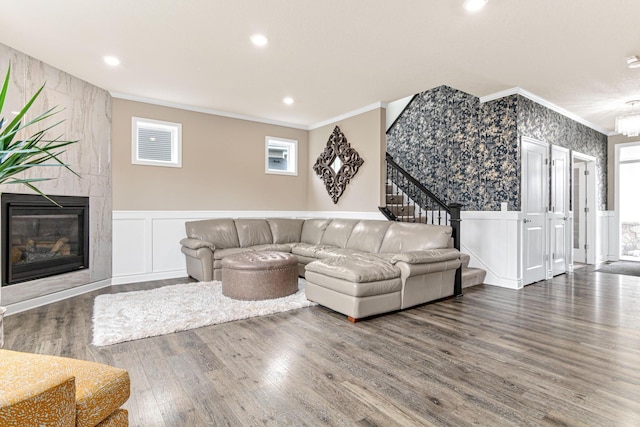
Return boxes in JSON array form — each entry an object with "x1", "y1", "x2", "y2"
[{"x1": 221, "y1": 251, "x2": 298, "y2": 300}]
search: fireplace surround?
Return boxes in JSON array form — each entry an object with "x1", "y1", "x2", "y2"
[{"x1": 1, "y1": 193, "x2": 89, "y2": 286}]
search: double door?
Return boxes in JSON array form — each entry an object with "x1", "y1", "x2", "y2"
[{"x1": 522, "y1": 138, "x2": 570, "y2": 285}]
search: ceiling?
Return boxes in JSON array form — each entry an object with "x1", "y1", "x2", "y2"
[{"x1": 1, "y1": 0, "x2": 640, "y2": 133}]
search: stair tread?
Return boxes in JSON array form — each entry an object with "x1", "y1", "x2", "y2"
[{"x1": 462, "y1": 266, "x2": 486, "y2": 288}]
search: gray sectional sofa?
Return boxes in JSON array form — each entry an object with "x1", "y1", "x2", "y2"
[{"x1": 180, "y1": 218, "x2": 461, "y2": 321}]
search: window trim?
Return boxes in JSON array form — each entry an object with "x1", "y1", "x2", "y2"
[
  {"x1": 132, "y1": 117, "x2": 182, "y2": 168},
  {"x1": 265, "y1": 136, "x2": 298, "y2": 176}
]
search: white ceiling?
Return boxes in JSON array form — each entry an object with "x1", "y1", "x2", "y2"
[{"x1": 1, "y1": 0, "x2": 640, "y2": 133}]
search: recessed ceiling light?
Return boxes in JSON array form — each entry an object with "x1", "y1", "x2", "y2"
[
  {"x1": 103, "y1": 56, "x2": 120, "y2": 66},
  {"x1": 463, "y1": 0, "x2": 488, "y2": 12},
  {"x1": 627, "y1": 56, "x2": 640, "y2": 69},
  {"x1": 250, "y1": 34, "x2": 268, "y2": 47},
  {"x1": 283, "y1": 97, "x2": 294, "y2": 105}
]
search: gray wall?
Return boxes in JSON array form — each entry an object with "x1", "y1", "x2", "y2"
[{"x1": 387, "y1": 86, "x2": 607, "y2": 211}]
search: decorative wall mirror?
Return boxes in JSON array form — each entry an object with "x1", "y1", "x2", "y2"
[{"x1": 313, "y1": 126, "x2": 364, "y2": 204}]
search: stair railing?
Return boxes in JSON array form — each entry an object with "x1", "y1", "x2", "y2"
[{"x1": 379, "y1": 153, "x2": 463, "y2": 296}]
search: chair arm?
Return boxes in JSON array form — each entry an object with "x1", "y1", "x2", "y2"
[
  {"x1": 180, "y1": 238, "x2": 215, "y2": 251},
  {"x1": 0, "y1": 372, "x2": 76, "y2": 426},
  {"x1": 390, "y1": 248, "x2": 460, "y2": 264}
]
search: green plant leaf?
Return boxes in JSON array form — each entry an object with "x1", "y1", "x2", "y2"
[{"x1": 0, "y1": 64, "x2": 79, "y2": 198}]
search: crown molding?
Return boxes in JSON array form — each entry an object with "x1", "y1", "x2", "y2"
[
  {"x1": 480, "y1": 87, "x2": 613, "y2": 136},
  {"x1": 111, "y1": 92, "x2": 388, "y2": 132},
  {"x1": 109, "y1": 92, "x2": 309, "y2": 130},
  {"x1": 308, "y1": 102, "x2": 388, "y2": 130}
]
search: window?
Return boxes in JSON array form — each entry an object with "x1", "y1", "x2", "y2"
[
  {"x1": 265, "y1": 136, "x2": 297, "y2": 176},
  {"x1": 132, "y1": 117, "x2": 182, "y2": 168}
]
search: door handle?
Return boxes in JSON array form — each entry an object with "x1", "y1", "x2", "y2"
[
  {"x1": 563, "y1": 217, "x2": 568, "y2": 221},
  {"x1": 523, "y1": 219, "x2": 531, "y2": 223}
]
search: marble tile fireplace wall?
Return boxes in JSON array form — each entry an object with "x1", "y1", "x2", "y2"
[{"x1": 0, "y1": 43, "x2": 112, "y2": 308}]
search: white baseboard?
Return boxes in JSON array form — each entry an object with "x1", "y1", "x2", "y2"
[
  {"x1": 4, "y1": 279, "x2": 111, "y2": 316},
  {"x1": 111, "y1": 270, "x2": 188, "y2": 285}
]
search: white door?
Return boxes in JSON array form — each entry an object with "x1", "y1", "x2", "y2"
[
  {"x1": 522, "y1": 137, "x2": 549, "y2": 285},
  {"x1": 573, "y1": 161, "x2": 587, "y2": 263},
  {"x1": 550, "y1": 146, "x2": 569, "y2": 276}
]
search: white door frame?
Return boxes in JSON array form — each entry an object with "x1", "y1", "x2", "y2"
[
  {"x1": 572, "y1": 161, "x2": 587, "y2": 264},
  {"x1": 572, "y1": 151, "x2": 596, "y2": 265},
  {"x1": 615, "y1": 140, "x2": 640, "y2": 260}
]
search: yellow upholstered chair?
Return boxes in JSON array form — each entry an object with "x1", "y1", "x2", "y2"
[{"x1": 0, "y1": 349, "x2": 130, "y2": 427}]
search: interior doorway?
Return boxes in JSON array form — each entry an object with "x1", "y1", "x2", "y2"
[
  {"x1": 616, "y1": 142, "x2": 640, "y2": 261},
  {"x1": 571, "y1": 152, "x2": 596, "y2": 265}
]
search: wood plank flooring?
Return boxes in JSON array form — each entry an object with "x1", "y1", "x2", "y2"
[{"x1": 3, "y1": 266, "x2": 640, "y2": 426}]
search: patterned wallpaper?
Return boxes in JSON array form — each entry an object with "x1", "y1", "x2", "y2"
[
  {"x1": 386, "y1": 86, "x2": 608, "y2": 211},
  {"x1": 517, "y1": 96, "x2": 608, "y2": 211}
]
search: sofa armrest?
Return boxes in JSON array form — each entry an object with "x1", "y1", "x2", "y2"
[
  {"x1": 390, "y1": 248, "x2": 459, "y2": 264},
  {"x1": 0, "y1": 352, "x2": 76, "y2": 426},
  {"x1": 180, "y1": 238, "x2": 215, "y2": 251}
]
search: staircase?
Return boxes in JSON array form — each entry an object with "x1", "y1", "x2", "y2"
[
  {"x1": 460, "y1": 254, "x2": 486, "y2": 289},
  {"x1": 380, "y1": 155, "x2": 486, "y2": 290},
  {"x1": 383, "y1": 184, "x2": 440, "y2": 223}
]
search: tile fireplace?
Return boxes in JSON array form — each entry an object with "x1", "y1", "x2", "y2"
[{"x1": 1, "y1": 193, "x2": 89, "y2": 286}]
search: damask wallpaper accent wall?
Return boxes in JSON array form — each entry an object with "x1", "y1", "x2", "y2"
[
  {"x1": 386, "y1": 85, "x2": 607, "y2": 211},
  {"x1": 517, "y1": 96, "x2": 608, "y2": 211}
]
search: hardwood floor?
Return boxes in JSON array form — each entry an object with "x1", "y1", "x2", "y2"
[{"x1": 3, "y1": 267, "x2": 640, "y2": 426}]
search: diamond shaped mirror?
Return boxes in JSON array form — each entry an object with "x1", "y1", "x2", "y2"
[{"x1": 312, "y1": 126, "x2": 364, "y2": 204}]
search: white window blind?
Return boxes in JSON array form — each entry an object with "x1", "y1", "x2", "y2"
[{"x1": 132, "y1": 117, "x2": 182, "y2": 168}]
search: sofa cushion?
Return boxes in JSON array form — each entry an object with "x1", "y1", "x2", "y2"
[
  {"x1": 320, "y1": 219, "x2": 359, "y2": 248},
  {"x1": 248, "y1": 243, "x2": 294, "y2": 253},
  {"x1": 291, "y1": 243, "x2": 336, "y2": 258},
  {"x1": 186, "y1": 219, "x2": 239, "y2": 249},
  {"x1": 267, "y1": 218, "x2": 304, "y2": 244},
  {"x1": 300, "y1": 219, "x2": 332, "y2": 244},
  {"x1": 346, "y1": 220, "x2": 392, "y2": 253},
  {"x1": 213, "y1": 247, "x2": 253, "y2": 260},
  {"x1": 305, "y1": 253, "x2": 400, "y2": 283},
  {"x1": 379, "y1": 223, "x2": 452, "y2": 253},
  {"x1": 314, "y1": 247, "x2": 364, "y2": 259},
  {"x1": 235, "y1": 219, "x2": 273, "y2": 248}
]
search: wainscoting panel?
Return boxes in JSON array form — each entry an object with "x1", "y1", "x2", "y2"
[
  {"x1": 112, "y1": 218, "x2": 147, "y2": 278},
  {"x1": 460, "y1": 211, "x2": 523, "y2": 289},
  {"x1": 597, "y1": 211, "x2": 617, "y2": 263},
  {"x1": 151, "y1": 218, "x2": 190, "y2": 273},
  {"x1": 112, "y1": 210, "x2": 385, "y2": 285}
]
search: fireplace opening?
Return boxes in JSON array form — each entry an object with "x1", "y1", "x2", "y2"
[{"x1": 2, "y1": 194, "x2": 89, "y2": 285}]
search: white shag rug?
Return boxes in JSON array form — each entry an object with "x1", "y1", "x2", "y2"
[{"x1": 92, "y1": 280, "x2": 315, "y2": 346}]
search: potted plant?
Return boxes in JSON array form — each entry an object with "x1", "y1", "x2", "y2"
[{"x1": 0, "y1": 64, "x2": 79, "y2": 201}]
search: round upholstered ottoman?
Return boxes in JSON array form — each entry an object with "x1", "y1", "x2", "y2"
[{"x1": 221, "y1": 251, "x2": 298, "y2": 300}]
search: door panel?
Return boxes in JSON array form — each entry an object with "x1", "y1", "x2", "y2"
[
  {"x1": 550, "y1": 146, "x2": 569, "y2": 276},
  {"x1": 522, "y1": 138, "x2": 548, "y2": 285}
]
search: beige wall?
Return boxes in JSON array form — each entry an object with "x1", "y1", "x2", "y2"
[
  {"x1": 307, "y1": 108, "x2": 386, "y2": 212},
  {"x1": 607, "y1": 134, "x2": 640, "y2": 209},
  {"x1": 112, "y1": 99, "x2": 309, "y2": 211}
]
